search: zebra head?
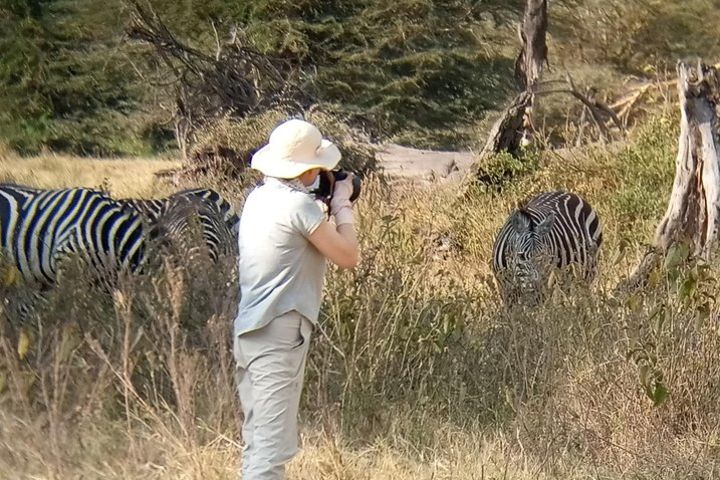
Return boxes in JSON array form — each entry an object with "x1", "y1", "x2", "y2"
[
  {"x1": 170, "y1": 188, "x2": 239, "y2": 239},
  {"x1": 504, "y1": 209, "x2": 556, "y2": 295}
]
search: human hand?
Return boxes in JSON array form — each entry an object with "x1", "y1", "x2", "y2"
[
  {"x1": 330, "y1": 173, "x2": 355, "y2": 226},
  {"x1": 330, "y1": 173, "x2": 355, "y2": 212}
]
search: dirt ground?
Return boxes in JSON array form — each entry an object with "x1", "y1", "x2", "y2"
[{"x1": 375, "y1": 143, "x2": 475, "y2": 183}]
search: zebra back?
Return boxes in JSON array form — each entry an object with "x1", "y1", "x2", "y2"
[
  {"x1": 492, "y1": 191, "x2": 603, "y2": 301},
  {"x1": 120, "y1": 188, "x2": 239, "y2": 234},
  {"x1": 1, "y1": 184, "x2": 148, "y2": 285},
  {"x1": 169, "y1": 188, "x2": 239, "y2": 234}
]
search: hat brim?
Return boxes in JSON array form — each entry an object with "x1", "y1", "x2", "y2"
[{"x1": 251, "y1": 139, "x2": 341, "y2": 179}]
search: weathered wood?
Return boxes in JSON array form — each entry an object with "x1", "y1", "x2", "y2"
[
  {"x1": 621, "y1": 60, "x2": 720, "y2": 291},
  {"x1": 514, "y1": 0, "x2": 549, "y2": 91},
  {"x1": 475, "y1": 0, "x2": 547, "y2": 164},
  {"x1": 654, "y1": 61, "x2": 720, "y2": 256},
  {"x1": 476, "y1": 91, "x2": 533, "y2": 163}
]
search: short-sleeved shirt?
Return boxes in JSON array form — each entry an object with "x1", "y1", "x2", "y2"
[{"x1": 234, "y1": 177, "x2": 326, "y2": 336}]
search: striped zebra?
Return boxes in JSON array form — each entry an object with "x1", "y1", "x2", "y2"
[
  {"x1": 0, "y1": 183, "x2": 238, "y2": 321},
  {"x1": 120, "y1": 188, "x2": 238, "y2": 232},
  {"x1": 148, "y1": 194, "x2": 238, "y2": 263},
  {"x1": 119, "y1": 188, "x2": 239, "y2": 262},
  {"x1": 492, "y1": 191, "x2": 603, "y2": 303},
  {"x1": 0, "y1": 184, "x2": 148, "y2": 286}
]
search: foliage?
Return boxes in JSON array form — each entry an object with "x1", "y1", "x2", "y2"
[
  {"x1": 3, "y1": 113, "x2": 720, "y2": 477},
  {"x1": 553, "y1": 0, "x2": 720, "y2": 74},
  {"x1": 0, "y1": 0, "x2": 164, "y2": 155},
  {"x1": 468, "y1": 148, "x2": 542, "y2": 193},
  {"x1": 2, "y1": 0, "x2": 720, "y2": 155}
]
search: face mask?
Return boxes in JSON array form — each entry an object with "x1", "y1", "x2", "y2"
[{"x1": 309, "y1": 174, "x2": 321, "y2": 191}]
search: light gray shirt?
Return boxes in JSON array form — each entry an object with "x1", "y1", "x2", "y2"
[{"x1": 234, "y1": 177, "x2": 326, "y2": 336}]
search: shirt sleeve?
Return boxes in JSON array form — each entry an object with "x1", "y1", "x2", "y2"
[{"x1": 290, "y1": 194, "x2": 325, "y2": 237}]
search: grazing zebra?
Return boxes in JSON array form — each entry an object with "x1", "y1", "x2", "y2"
[
  {"x1": 492, "y1": 191, "x2": 603, "y2": 303},
  {"x1": 0, "y1": 184, "x2": 238, "y2": 283},
  {"x1": 0, "y1": 184, "x2": 149, "y2": 286},
  {"x1": 120, "y1": 188, "x2": 238, "y2": 233},
  {"x1": 148, "y1": 195, "x2": 238, "y2": 263},
  {"x1": 119, "y1": 188, "x2": 239, "y2": 262},
  {"x1": 0, "y1": 183, "x2": 239, "y2": 322}
]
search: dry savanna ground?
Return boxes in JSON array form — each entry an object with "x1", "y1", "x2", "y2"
[{"x1": 2, "y1": 105, "x2": 720, "y2": 480}]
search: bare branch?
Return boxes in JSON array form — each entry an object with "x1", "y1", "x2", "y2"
[
  {"x1": 211, "y1": 20, "x2": 222, "y2": 62},
  {"x1": 124, "y1": 0, "x2": 305, "y2": 161}
]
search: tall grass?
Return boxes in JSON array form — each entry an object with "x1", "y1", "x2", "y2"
[
  {"x1": 2, "y1": 107, "x2": 720, "y2": 478},
  {"x1": 0, "y1": 152, "x2": 181, "y2": 198}
]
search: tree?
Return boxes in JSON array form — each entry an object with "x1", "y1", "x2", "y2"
[
  {"x1": 473, "y1": 0, "x2": 548, "y2": 165},
  {"x1": 621, "y1": 60, "x2": 720, "y2": 290},
  {"x1": 0, "y1": 0, "x2": 149, "y2": 155}
]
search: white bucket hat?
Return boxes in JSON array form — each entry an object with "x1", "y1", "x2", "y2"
[{"x1": 251, "y1": 119, "x2": 341, "y2": 179}]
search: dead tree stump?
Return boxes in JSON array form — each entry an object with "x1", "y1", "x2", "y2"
[
  {"x1": 470, "y1": 0, "x2": 547, "y2": 183},
  {"x1": 621, "y1": 60, "x2": 720, "y2": 291},
  {"x1": 475, "y1": 91, "x2": 533, "y2": 165},
  {"x1": 514, "y1": 0, "x2": 548, "y2": 92}
]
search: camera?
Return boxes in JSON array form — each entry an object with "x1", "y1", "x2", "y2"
[{"x1": 310, "y1": 169, "x2": 362, "y2": 207}]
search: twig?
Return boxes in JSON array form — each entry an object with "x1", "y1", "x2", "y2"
[{"x1": 210, "y1": 20, "x2": 221, "y2": 62}]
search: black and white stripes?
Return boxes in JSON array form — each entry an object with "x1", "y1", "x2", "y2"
[
  {"x1": 120, "y1": 188, "x2": 239, "y2": 234},
  {"x1": 0, "y1": 184, "x2": 239, "y2": 287},
  {"x1": 492, "y1": 191, "x2": 603, "y2": 302},
  {"x1": 0, "y1": 185, "x2": 147, "y2": 285},
  {"x1": 148, "y1": 194, "x2": 239, "y2": 263},
  {"x1": 120, "y1": 188, "x2": 239, "y2": 263}
]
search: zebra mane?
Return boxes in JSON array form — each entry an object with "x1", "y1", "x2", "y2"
[
  {"x1": 171, "y1": 187, "x2": 219, "y2": 197},
  {"x1": 516, "y1": 195, "x2": 534, "y2": 210},
  {"x1": 510, "y1": 207, "x2": 556, "y2": 235}
]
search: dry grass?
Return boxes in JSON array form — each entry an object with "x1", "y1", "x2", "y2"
[
  {"x1": 2, "y1": 102, "x2": 720, "y2": 479},
  {"x1": 0, "y1": 151, "x2": 181, "y2": 198}
]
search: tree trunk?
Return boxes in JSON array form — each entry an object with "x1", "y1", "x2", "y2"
[
  {"x1": 471, "y1": 0, "x2": 547, "y2": 179},
  {"x1": 621, "y1": 60, "x2": 720, "y2": 290},
  {"x1": 476, "y1": 91, "x2": 533, "y2": 163},
  {"x1": 654, "y1": 61, "x2": 720, "y2": 255},
  {"x1": 514, "y1": 0, "x2": 548, "y2": 92}
]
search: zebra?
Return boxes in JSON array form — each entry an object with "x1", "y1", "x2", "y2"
[
  {"x1": 491, "y1": 191, "x2": 603, "y2": 304},
  {"x1": 0, "y1": 184, "x2": 148, "y2": 286},
  {"x1": 118, "y1": 188, "x2": 239, "y2": 262},
  {"x1": 0, "y1": 184, "x2": 239, "y2": 285},
  {"x1": 0, "y1": 184, "x2": 150, "y2": 322},
  {"x1": 0, "y1": 184, "x2": 238, "y2": 321},
  {"x1": 147, "y1": 194, "x2": 238, "y2": 263}
]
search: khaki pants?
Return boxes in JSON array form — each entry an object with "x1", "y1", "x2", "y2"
[{"x1": 234, "y1": 311, "x2": 313, "y2": 480}]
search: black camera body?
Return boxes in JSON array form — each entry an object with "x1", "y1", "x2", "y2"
[{"x1": 310, "y1": 169, "x2": 361, "y2": 208}]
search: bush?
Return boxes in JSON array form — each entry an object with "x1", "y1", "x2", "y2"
[{"x1": 190, "y1": 108, "x2": 379, "y2": 179}]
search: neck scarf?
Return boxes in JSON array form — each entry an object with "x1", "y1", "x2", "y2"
[{"x1": 264, "y1": 176, "x2": 310, "y2": 194}]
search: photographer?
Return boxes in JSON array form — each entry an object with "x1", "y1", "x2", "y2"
[{"x1": 234, "y1": 119, "x2": 359, "y2": 479}]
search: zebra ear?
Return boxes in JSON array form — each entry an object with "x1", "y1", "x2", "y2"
[
  {"x1": 536, "y1": 211, "x2": 556, "y2": 235},
  {"x1": 509, "y1": 210, "x2": 531, "y2": 232}
]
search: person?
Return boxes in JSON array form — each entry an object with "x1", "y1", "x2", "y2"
[{"x1": 233, "y1": 118, "x2": 360, "y2": 479}]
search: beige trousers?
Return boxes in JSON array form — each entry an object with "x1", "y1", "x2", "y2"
[{"x1": 234, "y1": 311, "x2": 313, "y2": 480}]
